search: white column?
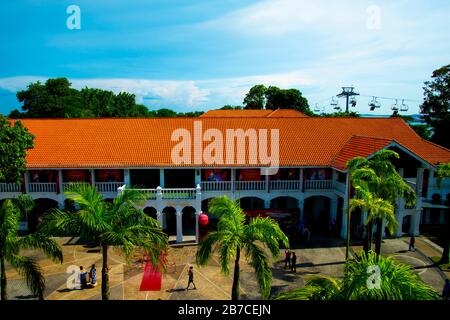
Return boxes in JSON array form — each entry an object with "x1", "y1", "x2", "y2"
[
  {"x1": 231, "y1": 169, "x2": 236, "y2": 193},
  {"x1": 195, "y1": 169, "x2": 201, "y2": 186},
  {"x1": 300, "y1": 168, "x2": 304, "y2": 192},
  {"x1": 156, "y1": 211, "x2": 163, "y2": 227},
  {"x1": 299, "y1": 198, "x2": 304, "y2": 221},
  {"x1": 195, "y1": 211, "x2": 201, "y2": 243},
  {"x1": 124, "y1": 169, "x2": 131, "y2": 187},
  {"x1": 90, "y1": 169, "x2": 95, "y2": 185},
  {"x1": 264, "y1": 199, "x2": 271, "y2": 209},
  {"x1": 416, "y1": 168, "x2": 424, "y2": 196},
  {"x1": 410, "y1": 212, "x2": 420, "y2": 236},
  {"x1": 159, "y1": 169, "x2": 165, "y2": 188},
  {"x1": 381, "y1": 218, "x2": 387, "y2": 238},
  {"x1": 58, "y1": 170, "x2": 63, "y2": 194},
  {"x1": 265, "y1": 174, "x2": 270, "y2": 193},
  {"x1": 361, "y1": 209, "x2": 367, "y2": 226},
  {"x1": 176, "y1": 211, "x2": 183, "y2": 243},
  {"x1": 340, "y1": 173, "x2": 350, "y2": 239},
  {"x1": 24, "y1": 171, "x2": 30, "y2": 193},
  {"x1": 395, "y1": 212, "x2": 403, "y2": 237}
]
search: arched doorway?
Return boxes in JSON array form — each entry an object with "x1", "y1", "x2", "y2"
[
  {"x1": 30, "y1": 198, "x2": 59, "y2": 232},
  {"x1": 182, "y1": 206, "x2": 196, "y2": 236},
  {"x1": 303, "y1": 196, "x2": 331, "y2": 235},
  {"x1": 163, "y1": 207, "x2": 176, "y2": 236},
  {"x1": 239, "y1": 197, "x2": 265, "y2": 210},
  {"x1": 144, "y1": 207, "x2": 157, "y2": 220}
]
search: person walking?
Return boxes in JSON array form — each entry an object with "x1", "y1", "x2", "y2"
[
  {"x1": 443, "y1": 279, "x2": 450, "y2": 301},
  {"x1": 89, "y1": 264, "x2": 97, "y2": 287},
  {"x1": 291, "y1": 252, "x2": 297, "y2": 273},
  {"x1": 186, "y1": 266, "x2": 196, "y2": 290},
  {"x1": 79, "y1": 266, "x2": 88, "y2": 289},
  {"x1": 284, "y1": 250, "x2": 291, "y2": 269},
  {"x1": 409, "y1": 234, "x2": 416, "y2": 252}
]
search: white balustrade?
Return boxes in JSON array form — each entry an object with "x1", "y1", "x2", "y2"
[
  {"x1": 28, "y1": 182, "x2": 57, "y2": 193},
  {"x1": 138, "y1": 189, "x2": 157, "y2": 200},
  {"x1": 63, "y1": 182, "x2": 90, "y2": 192},
  {"x1": 95, "y1": 182, "x2": 125, "y2": 193},
  {"x1": 270, "y1": 180, "x2": 300, "y2": 190},
  {"x1": 162, "y1": 188, "x2": 196, "y2": 200},
  {"x1": 235, "y1": 181, "x2": 266, "y2": 191},
  {"x1": 303, "y1": 179, "x2": 334, "y2": 190},
  {"x1": 201, "y1": 181, "x2": 232, "y2": 191},
  {"x1": 0, "y1": 183, "x2": 21, "y2": 193}
]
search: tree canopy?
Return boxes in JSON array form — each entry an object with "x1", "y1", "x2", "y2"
[
  {"x1": 243, "y1": 84, "x2": 312, "y2": 114},
  {"x1": 0, "y1": 116, "x2": 35, "y2": 183},
  {"x1": 420, "y1": 64, "x2": 450, "y2": 148}
]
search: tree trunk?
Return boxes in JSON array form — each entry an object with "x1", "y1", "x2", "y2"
[
  {"x1": 374, "y1": 218, "x2": 383, "y2": 256},
  {"x1": 440, "y1": 211, "x2": 450, "y2": 264},
  {"x1": 365, "y1": 221, "x2": 373, "y2": 253},
  {"x1": 231, "y1": 247, "x2": 240, "y2": 300},
  {"x1": 0, "y1": 256, "x2": 7, "y2": 300},
  {"x1": 101, "y1": 245, "x2": 110, "y2": 301}
]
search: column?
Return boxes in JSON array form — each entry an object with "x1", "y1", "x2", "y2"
[
  {"x1": 24, "y1": 171, "x2": 30, "y2": 193},
  {"x1": 361, "y1": 209, "x2": 367, "y2": 226},
  {"x1": 395, "y1": 213, "x2": 403, "y2": 237},
  {"x1": 231, "y1": 169, "x2": 236, "y2": 193},
  {"x1": 264, "y1": 199, "x2": 271, "y2": 209},
  {"x1": 156, "y1": 211, "x2": 163, "y2": 227},
  {"x1": 299, "y1": 198, "x2": 304, "y2": 221},
  {"x1": 265, "y1": 174, "x2": 270, "y2": 193},
  {"x1": 340, "y1": 173, "x2": 350, "y2": 239},
  {"x1": 300, "y1": 168, "x2": 304, "y2": 192},
  {"x1": 195, "y1": 169, "x2": 201, "y2": 186},
  {"x1": 124, "y1": 169, "x2": 131, "y2": 187},
  {"x1": 159, "y1": 169, "x2": 165, "y2": 188},
  {"x1": 381, "y1": 218, "x2": 386, "y2": 238},
  {"x1": 90, "y1": 169, "x2": 95, "y2": 186},
  {"x1": 195, "y1": 211, "x2": 201, "y2": 244},
  {"x1": 176, "y1": 211, "x2": 183, "y2": 243},
  {"x1": 410, "y1": 212, "x2": 421, "y2": 236},
  {"x1": 58, "y1": 170, "x2": 63, "y2": 194},
  {"x1": 416, "y1": 168, "x2": 424, "y2": 196}
]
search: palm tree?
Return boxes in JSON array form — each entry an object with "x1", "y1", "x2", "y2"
[
  {"x1": 436, "y1": 162, "x2": 450, "y2": 263},
  {"x1": 347, "y1": 150, "x2": 416, "y2": 255},
  {"x1": 41, "y1": 183, "x2": 168, "y2": 300},
  {"x1": 196, "y1": 196, "x2": 289, "y2": 300},
  {"x1": 0, "y1": 197, "x2": 63, "y2": 300},
  {"x1": 273, "y1": 250, "x2": 440, "y2": 300}
]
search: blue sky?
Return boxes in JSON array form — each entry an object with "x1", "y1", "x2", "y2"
[{"x1": 1, "y1": 0, "x2": 450, "y2": 115}]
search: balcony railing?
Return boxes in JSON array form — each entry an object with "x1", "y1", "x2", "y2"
[
  {"x1": 95, "y1": 182, "x2": 125, "y2": 193},
  {"x1": 162, "y1": 188, "x2": 196, "y2": 200},
  {"x1": 63, "y1": 182, "x2": 90, "y2": 192},
  {"x1": 270, "y1": 180, "x2": 300, "y2": 190},
  {"x1": 303, "y1": 180, "x2": 334, "y2": 191},
  {"x1": 335, "y1": 181, "x2": 346, "y2": 193},
  {"x1": 0, "y1": 183, "x2": 21, "y2": 193},
  {"x1": 28, "y1": 182, "x2": 57, "y2": 193},
  {"x1": 235, "y1": 181, "x2": 266, "y2": 191},
  {"x1": 201, "y1": 181, "x2": 232, "y2": 191}
]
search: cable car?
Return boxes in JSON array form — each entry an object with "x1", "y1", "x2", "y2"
[
  {"x1": 369, "y1": 97, "x2": 381, "y2": 111},
  {"x1": 400, "y1": 99, "x2": 409, "y2": 112},
  {"x1": 314, "y1": 104, "x2": 321, "y2": 113},
  {"x1": 350, "y1": 97, "x2": 357, "y2": 108}
]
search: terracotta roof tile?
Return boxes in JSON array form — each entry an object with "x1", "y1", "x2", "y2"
[
  {"x1": 16, "y1": 117, "x2": 450, "y2": 169},
  {"x1": 200, "y1": 109, "x2": 307, "y2": 118}
]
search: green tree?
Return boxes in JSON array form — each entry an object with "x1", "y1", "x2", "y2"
[
  {"x1": 273, "y1": 251, "x2": 439, "y2": 300},
  {"x1": 436, "y1": 162, "x2": 450, "y2": 263},
  {"x1": 220, "y1": 105, "x2": 242, "y2": 110},
  {"x1": 0, "y1": 116, "x2": 35, "y2": 184},
  {"x1": 321, "y1": 111, "x2": 360, "y2": 118},
  {"x1": 243, "y1": 85, "x2": 267, "y2": 109},
  {"x1": 41, "y1": 184, "x2": 168, "y2": 300},
  {"x1": 196, "y1": 196, "x2": 289, "y2": 300},
  {"x1": 420, "y1": 65, "x2": 450, "y2": 148},
  {"x1": 410, "y1": 124, "x2": 432, "y2": 140},
  {"x1": 346, "y1": 150, "x2": 416, "y2": 256},
  {"x1": 0, "y1": 198, "x2": 63, "y2": 300},
  {"x1": 265, "y1": 86, "x2": 310, "y2": 114}
]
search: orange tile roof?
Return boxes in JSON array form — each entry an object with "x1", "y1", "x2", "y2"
[
  {"x1": 16, "y1": 117, "x2": 450, "y2": 169},
  {"x1": 266, "y1": 109, "x2": 308, "y2": 117},
  {"x1": 330, "y1": 136, "x2": 393, "y2": 170}
]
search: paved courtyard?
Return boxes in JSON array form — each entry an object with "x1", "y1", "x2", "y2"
[{"x1": 3, "y1": 235, "x2": 447, "y2": 300}]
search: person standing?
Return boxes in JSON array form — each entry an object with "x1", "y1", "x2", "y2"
[
  {"x1": 79, "y1": 266, "x2": 88, "y2": 289},
  {"x1": 291, "y1": 252, "x2": 297, "y2": 273},
  {"x1": 89, "y1": 264, "x2": 97, "y2": 287},
  {"x1": 284, "y1": 250, "x2": 291, "y2": 269},
  {"x1": 186, "y1": 266, "x2": 196, "y2": 290},
  {"x1": 409, "y1": 234, "x2": 416, "y2": 251},
  {"x1": 442, "y1": 279, "x2": 450, "y2": 301}
]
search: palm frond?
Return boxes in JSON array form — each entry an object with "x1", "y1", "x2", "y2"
[
  {"x1": 18, "y1": 233, "x2": 63, "y2": 263},
  {"x1": 244, "y1": 242, "x2": 272, "y2": 299},
  {"x1": 8, "y1": 254, "x2": 45, "y2": 299},
  {"x1": 196, "y1": 231, "x2": 222, "y2": 266}
]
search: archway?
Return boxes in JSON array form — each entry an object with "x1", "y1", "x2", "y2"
[
  {"x1": 270, "y1": 196, "x2": 299, "y2": 210},
  {"x1": 163, "y1": 207, "x2": 176, "y2": 236},
  {"x1": 182, "y1": 206, "x2": 196, "y2": 236},
  {"x1": 144, "y1": 207, "x2": 157, "y2": 220},
  {"x1": 303, "y1": 196, "x2": 331, "y2": 235},
  {"x1": 239, "y1": 197, "x2": 265, "y2": 210}
]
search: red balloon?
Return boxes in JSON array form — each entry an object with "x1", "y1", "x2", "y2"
[{"x1": 199, "y1": 213, "x2": 209, "y2": 226}]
